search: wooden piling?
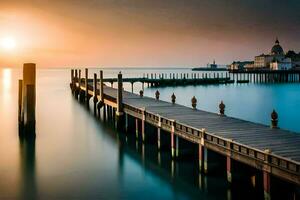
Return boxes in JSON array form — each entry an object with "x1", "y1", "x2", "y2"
[
  {"x1": 18, "y1": 80, "x2": 23, "y2": 124},
  {"x1": 85, "y1": 68, "x2": 88, "y2": 103},
  {"x1": 100, "y1": 70, "x2": 104, "y2": 102},
  {"x1": 21, "y1": 63, "x2": 36, "y2": 135},
  {"x1": 116, "y1": 72, "x2": 124, "y2": 130}
]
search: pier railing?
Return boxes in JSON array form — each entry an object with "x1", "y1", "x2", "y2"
[{"x1": 70, "y1": 68, "x2": 300, "y2": 199}]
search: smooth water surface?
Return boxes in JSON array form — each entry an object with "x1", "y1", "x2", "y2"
[{"x1": 0, "y1": 68, "x2": 299, "y2": 199}]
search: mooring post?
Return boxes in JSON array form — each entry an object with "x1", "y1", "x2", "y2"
[
  {"x1": 85, "y1": 68, "x2": 88, "y2": 103},
  {"x1": 25, "y1": 84, "x2": 36, "y2": 133},
  {"x1": 70, "y1": 69, "x2": 74, "y2": 91},
  {"x1": 155, "y1": 90, "x2": 160, "y2": 100},
  {"x1": 271, "y1": 109, "x2": 278, "y2": 129},
  {"x1": 191, "y1": 96, "x2": 197, "y2": 109},
  {"x1": 219, "y1": 101, "x2": 225, "y2": 115},
  {"x1": 18, "y1": 80, "x2": 23, "y2": 125},
  {"x1": 116, "y1": 72, "x2": 124, "y2": 130},
  {"x1": 171, "y1": 93, "x2": 176, "y2": 104},
  {"x1": 21, "y1": 63, "x2": 36, "y2": 135}
]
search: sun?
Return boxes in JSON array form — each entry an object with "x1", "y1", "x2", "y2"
[{"x1": 1, "y1": 36, "x2": 17, "y2": 51}]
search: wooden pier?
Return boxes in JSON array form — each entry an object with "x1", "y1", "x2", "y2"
[
  {"x1": 229, "y1": 70, "x2": 300, "y2": 83},
  {"x1": 94, "y1": 72, "x2": 233, "y2": 92},
  {"x1": 70, "y1": 69, "x2": 300, "y2": 199}
]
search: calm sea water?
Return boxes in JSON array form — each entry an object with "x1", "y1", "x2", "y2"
[{"x1": 0, "y1": 68, "x2": 299, "y2": 199}]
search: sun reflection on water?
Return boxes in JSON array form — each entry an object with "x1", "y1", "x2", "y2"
[{"x1": 2, "y1": 68, "x2": 12, "y2": 92}]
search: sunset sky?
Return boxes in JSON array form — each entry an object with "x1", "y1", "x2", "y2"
[{"x1": 0, "y1": 0, "x2": 300, "y2": 68}]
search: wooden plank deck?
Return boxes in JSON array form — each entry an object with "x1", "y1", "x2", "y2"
[
  {"x1": 99, "y1": 84, "x2": 300, "y2": 163},
  {"x1": 75, "y1": 77, "x2": 300, "y2": 186}
]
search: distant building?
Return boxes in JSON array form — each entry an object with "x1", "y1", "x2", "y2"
[
  {"x1": 253, "y1": 38, "x2": 289, "y2": 70},
  {"x1": 270, "y1": 57, "x2": 292, "y2": 70},
  {"x1": 229, "y1": 61, "x2": 254, "y2": 70}
]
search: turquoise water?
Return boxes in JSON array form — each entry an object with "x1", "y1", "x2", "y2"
[{"x1": 0, "y1": 68, "x2": 299, "y2": 199}]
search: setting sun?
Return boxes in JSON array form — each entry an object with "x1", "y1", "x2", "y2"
[{"x1": 1, "y1": 37, "x2": 16, "y2": 51}]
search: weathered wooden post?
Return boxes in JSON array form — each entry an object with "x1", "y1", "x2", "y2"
[
  {"x1": 263, "y1": 169, "x2": 271, "y2": 200},
  {"x1": 18, "y1": 80, "x2": 23, "y2": 125},
  {"x1": 155, "y1": 90, "x2": 160, "y2": 100},
  {"x1": 175, "y1": 135, "x2": 179, "y2": 158},
  {"x1": 75, "y1": 69, "x2": 78, "y2": 84},
  {"x1": 116, "y1": 72, "x2": 124, "y2": 130},
  {"x1": 85, "y1": 68, "x2": 88, "y2": 103},
  {"x1": 171, "y1": 120, "x2": 176, "y2": 159},
  {"x1": 219, "y1": 101, "x2": 225, "y2": 115},
  {"x1": 93, "y1": 73, "x2": 98, "y2": 115},
  {"x1": 96, "y1": 70, "x2": 105, "y2": 119},
  {"x1": 171, "y1": 93, "x2": 176, "y2": 104},
  {"x1": 141, "y1": 109, "x2": 145, "y2": 142},
  {"x1": 135, "y1": 118, "x2": 139, "y2": 139},
  {"x1": 271, "y1": 109, "x2": 278, "y2": 128},
  {"x1": 198, "y1": 128, "x2": 205, "y2": 173},
  {"x1": 70, "y1": 69, "x2": 74, "y2": 91},
  {"x1": 191, "y1": 96, "x2": 197, "y2": 109},
  {"x1": 20, "y1": 63, "x2": 36, "y2": 135},
  {"x1": 226, "y1": 139, "x2": 232, "y2": 183},
  {"x1": 157, "y1": 116, "x2": 161, "y2": 150},
  {"x1": 75, "y1": 69, "x2": 81, "y2": 99}
]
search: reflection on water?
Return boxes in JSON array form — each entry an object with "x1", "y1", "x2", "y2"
[
  {"x1": 0, "y1": 68, "x2": 299, "y2": 199},
  {"x1": 19, "y1": 136, "x2": 36, "y2": 200},
  {"x1": 2, "y1": 68, "x2": 12, "y2": 91}
]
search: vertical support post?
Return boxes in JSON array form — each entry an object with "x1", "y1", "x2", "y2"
[
  {"x1": 171, "y1": 120, "x2": 175, "y2": 159},
  {"x1": 131, "y1": 83, "x2": 134, "y2": 93},
  {"x1": 85, "y1": 68, "x2": 88, "y2": 103},
  {"x1": 125, "y1": 113, "x2": 128, "y2": 132},
  {"x1": 116, "y1": 72, "x2": 124, "y2": 130},
  {"x1": 70, "y1": 69, "x2": 74, "y2": 90},
  {"x1": 142, "y1": 109, "x2": 145, "y2": 142},
  {"x1": 135, "y1": 118, "x2": 139, "y2": 139},
  {"x1": 25, "y1": 85, "x2": 36, "y2": 133},
  {"x1": 175, "y1": 135, "x2": 179, "y2": 158},
  {"x1": 93, "y1": 73, "x2": 98, "y2": 114},
  {"x1": 204, "y1": 146, "x2": 208, "y2": 174},
  {"x1": 99, "y1": 70, "x2": 104, "y2": 102},
  {"x1": 226, "y1": 139, "x2": 232, "y2": 183},
  {"x1": 75, "y1": 69, "x2": 78, "y2": 83},
  {"x1": 18, "y1": 80, "x2": 23, "y2": 125},
  {"x1": 263, "y1": 171, "x2": 271, "y2": 200},
  {"x1": 158, "y1": 116, "x2": 161, "y2": 150},
  {"x1": 199, "y1": 142, "x2": 203, "y2": 173},
  {"x1": 22, "y1": 63, "x2": 36, "y2": 135},
  {"x1": 227, "y1": 156, "x2": 232, "y2": 183}
]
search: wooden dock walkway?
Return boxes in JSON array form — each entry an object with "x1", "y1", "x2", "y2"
[{"x1": 71, "y1": 69, "x2": 300, "y2": 199}]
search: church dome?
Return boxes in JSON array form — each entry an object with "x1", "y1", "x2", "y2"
[{"x1": 271, "y1": 38, "x2": 284, "y2": 55}]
